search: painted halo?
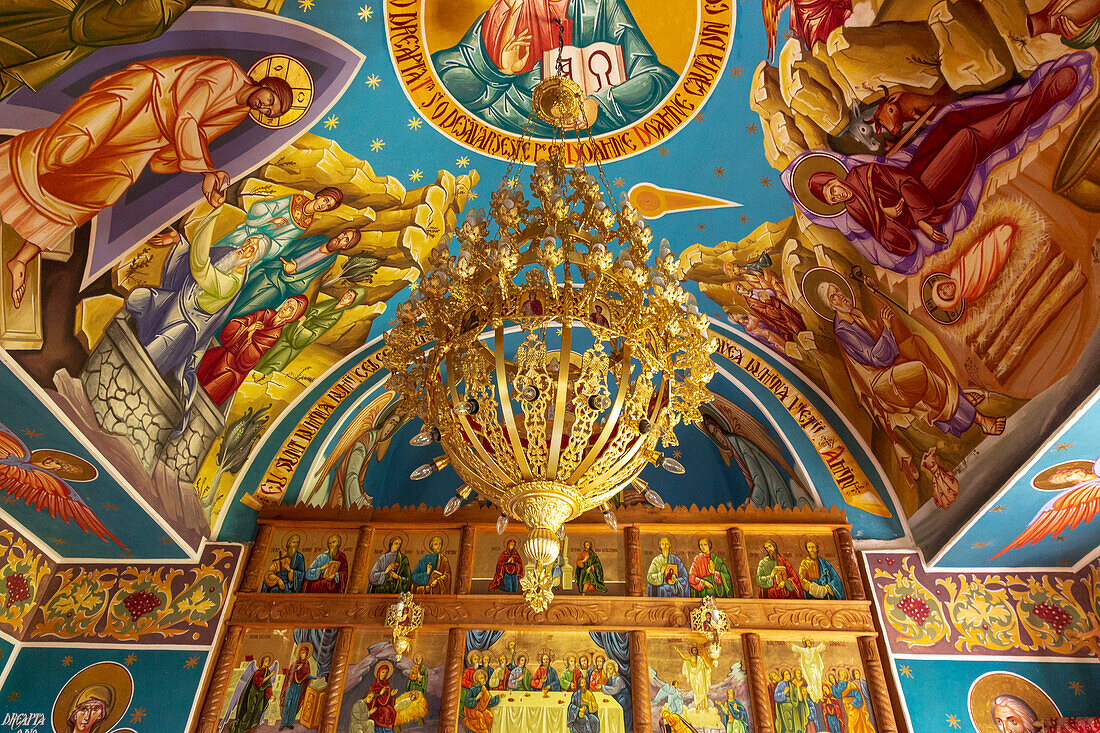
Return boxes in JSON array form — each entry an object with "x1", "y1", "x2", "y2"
[
  {"x1": 788, "y1": 153, "x2": 850, "y2": 218},
  {"x1": 423, "y1": 532, "x2": 449, "y2": 552},
  {"x1": 248, "y1": 54, "x2": 315, "y2": 129},
  {"x1": 30, "y1": 450, "x2": 97, "y2": 482},
  {"x1": 800, "y1": 267, "x2": 854, "y2": 321},
  {"x1": 52, "y1": 662, "x2": 133, "y2": 733},
  {"x1": 968, "y1": 671, "x2": 1059, "y2": 733},
  {"x1": 1031, "y1": 460, "x2": 1097, "y2": 491},
  {"x1": 374, "y1": 660, "x2": 395, "y2": 679},
  {"x1": 921, "y1": 272, "x2": 965, "y2": 325}
]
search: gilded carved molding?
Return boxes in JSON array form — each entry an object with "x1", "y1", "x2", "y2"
[{"x1": 229, "y1": 593, "x2": 876, "y2": 633}]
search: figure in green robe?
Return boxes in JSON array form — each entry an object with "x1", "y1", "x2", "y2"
[
  {"x1": 0, "y1": 0, "x2": 197, "y2": 99},
  {"x1": 228, "y1": 228, "x2": 364, "y2": 321},
  {"x1": 228, "y1": 655, "x2": 276, "y2": 733},
  {"x1": 687, "y1": 537, "x2": 734, "y2": 598},
  {"x1": 254, "y1": 287, "x2": 369, "y2": 376},
  {"x1": 368, "y1": 536, "x2": 412, "y2": 593},
  {"x1": 430, "y1": 0, "x2": 678, "y2": 136},
  {"x1": 573, "y1": 540, "x2": 606, "y2": 594}
]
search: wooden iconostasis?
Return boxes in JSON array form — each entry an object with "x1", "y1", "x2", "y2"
[{"x1": 196, "y1": 504, "x2": 899, "y2": 733}]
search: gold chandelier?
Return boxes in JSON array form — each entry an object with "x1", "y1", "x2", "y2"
[{"x1": 382, "y1": 71, "x2": 716, "y2": 612}]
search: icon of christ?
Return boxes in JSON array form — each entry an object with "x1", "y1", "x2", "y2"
[
  {"x1": 0, "y1": 55, "x2": 295, "y2": 308},
  {"x1": 431, "y1": 0, "x2": 678, "y2": 136}
]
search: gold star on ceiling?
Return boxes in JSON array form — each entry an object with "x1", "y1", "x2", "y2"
[
  {"x1": 898, "y1": 664, "x2": 912, "y2": 678},
  {"x1": 20, "y1": 428, "x2": 41, "y2": 438},
  {"x1": 370, "y1": 138, "x2": 385, "y2": 152},
  {"x1": 613, "y1": 176, "x2": 625, "y2": 187},
  {"x1": 62, "y1": 656, "x2": 73, "y2": 666},
  {"x1": 364, "y1": 73, "x2": 381, "y2": 89},
  {"x1": 1052, "y1": 441, "x2": 1075, "y2": 452},
  {"x1": 1070, "y1": 681, "x2": 1084, "y2": 695},
  {"x1": 456, "y1": 156, "x2": 470, "y2": 168},
  {"x1": 130, "y1": 708, "x2": 147, "y2": 723},
  {"x1": 124, "y1": 653, "x2": 138, "y2": 666},
  {"x1": 185, "y1": 656, "x2": 201, "y2": 669},
  {"x1": 947, "y1": 714, "x2": 961, "y2": 730},
  {"x1": 746, "y1": 122, "x2": 758, "y2": 135},
  {"x1": 739, "y1": 214, "x2": 749, "y2": 223},
  {"x1": 323, "y1": 114, "x2": 339, "y2": 130},
  {"x1": 714, "y1": 166, "x2": 725, "y2": 178},
  {"x1": 407, "y1": 118, "x2": 422, "y2": 130},
  {"x1": 971, "y1": 542, "x2": 988, "y2": 549},
  {"x1": 357, "y1": 4, "x2": 373, "y2": 21},
  {"x1": 697, "y1": 223, "x2": 706, "y2": 231},
  {"x1": 729, "y1": 66, "x2": 743, "y2": 78},
  {"x1": 409, "y1": 169, "x2": 423, "y2": 182},
  {"x1": 760, "y1": 176, "x2": 772, "y2": 188},
  {"x1": 658, "y1": 146, "x2": 668, "y2": 156},
  {"x1": 297, "y1": 0, "x2": 314, "y2": 10},
  {"x1": 992, "y1": 505, "x2": 1007, "y2": 513}
]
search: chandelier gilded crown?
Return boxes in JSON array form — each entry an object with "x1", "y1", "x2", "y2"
[{"x1": 382, "y1": 71, "x2": 716, "y2": 613}]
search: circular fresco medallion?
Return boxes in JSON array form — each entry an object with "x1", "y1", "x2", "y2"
[{"x1": 384, "y1": 0, "x2": 734, "y2": 162}]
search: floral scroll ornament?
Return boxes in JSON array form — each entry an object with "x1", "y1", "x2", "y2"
[
  {"x1": 32, "y1": 550, "x2": 231, "y2": 640},
  {"x1": 874, "y1": 557, "x2": 950, "y2": 648},
  {"x1": 936, "y1": 575, "x2": 1021, "y2": 652},
  {"x1": 34, "y1": 568, "x2": 115, "y2": 637},
  {"x1": 1009, "y1": 574, "x2": 1091, "y2": 654},
  {"x1": 0, "y1": 529, "x2": 51, "y2": 633},
  {"x1": 106, "y1": 551, "x2": 231, "y2": 640}
]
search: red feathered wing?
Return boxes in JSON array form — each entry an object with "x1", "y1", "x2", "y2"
[
  {"x1": 991, "y1": 482, "x2": 1100, "y2": 560},
  {"x1": 0, "y1": 431, "x2": 128, "y2": 550}
]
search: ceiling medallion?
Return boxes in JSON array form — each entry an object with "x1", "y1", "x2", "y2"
[{"x1": 383, "y1": 58, "x2": 716, "y2": 613}]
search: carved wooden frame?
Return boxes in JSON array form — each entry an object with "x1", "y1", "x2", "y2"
[{"x1": 196, "y1": 505, "x2": 896, "y2": 733}]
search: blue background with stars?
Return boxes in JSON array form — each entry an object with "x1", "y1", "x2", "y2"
[
  {"x1": 280, "y1": 0, "x2": 787, "y2": 262},
  {"x1": 892, "y1": 657, "x2": 1100, "y2": 731},
  {"x1": 936, "y1": 399, "x2": 1100, "y2": 571},
  {"x1": 0, "y1": 359, "x2": 189, "y2": 561},
  {"x1": 0, "y1": 646, "x2": 208, "y2": 728}
]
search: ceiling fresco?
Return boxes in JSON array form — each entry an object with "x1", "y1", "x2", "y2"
[{"x1": 0, "y1": 0, "x2": 1095, "y2": 577}]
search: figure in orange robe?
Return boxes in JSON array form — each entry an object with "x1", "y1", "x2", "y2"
[
  {"x1": 197, "y1": 296, "x2": 308, "y2": 406},
  {"x1": 0, "y1": 55, "x2": 293, "y2": 307}
]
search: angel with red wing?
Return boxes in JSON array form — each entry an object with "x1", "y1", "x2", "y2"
[
  {"x1": 991, "y1": 456, "x2": 1100, "y2": 560},
  {"x1": 0, "y1": 424, "x2": 128, "y2": 550},
  {"x1": 761, "y1": 0, "x2": 852, "y2": 61}
]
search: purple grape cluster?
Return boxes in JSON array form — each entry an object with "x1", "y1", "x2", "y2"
[
  {"x1": 1032, "y1": 601, "x2": 1072, "y2": 635},
  {"x1": 897, "y1": 594, "x2": 930, "y2": 625},
  {"x1": 4, "y1": 574, "x2": 29, "y2": 606}
]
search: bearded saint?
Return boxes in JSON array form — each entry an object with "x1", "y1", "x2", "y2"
[
  {"x1": 196, "y1": 296, "x2": 308, "y2": 406},
  {"x1": 796, "y1": 55, "x2": 1088, "y2": 276},
  {"x1": 0, "y1": 56, "x2": 292, "y2": 307},
  {"x1": 819, "y1": 281, "x2": 1005, "y2": 479},
  {"x1": 127, "y1": 211, "x2": 271, "y2": 415},
  {"x1": 431, "y1": 0, "x2": 678, "y2": 136}
]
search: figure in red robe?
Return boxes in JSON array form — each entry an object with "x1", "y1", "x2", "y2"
[
  {"x1": 762, "y1": 0, "x2": 852, "y2": 61},
  {"x1": 488, "y1": 538, "x2": 523, "y2": 592},
  {"x1": 197, "y1": 295, "x2": 308, "y2": 405},
  {"x1": 481, "y1": 0, "x2": 571, "y2": 75},
  {"x1": 806, "y1": 63, "x2": 1080, "y2": 261},
  {"x1": 365, "y1": 662, "x2": 397, "y2": 731},
  {"x1": 301, "y1": 533, "x2": 350, "y2": 594}
]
